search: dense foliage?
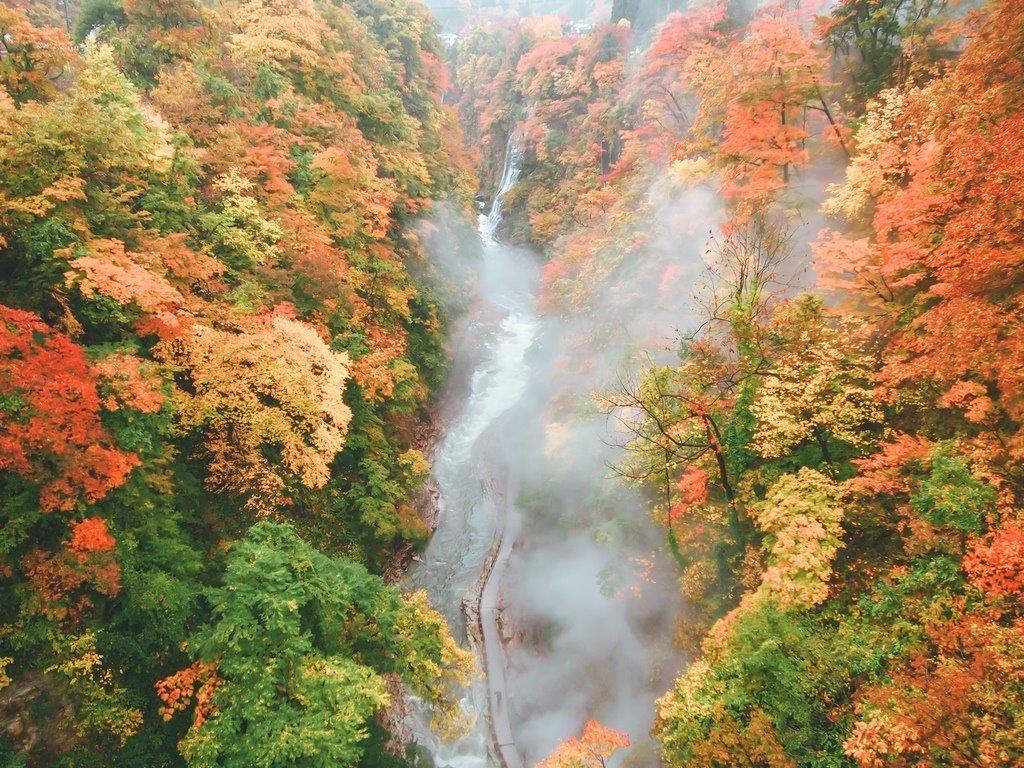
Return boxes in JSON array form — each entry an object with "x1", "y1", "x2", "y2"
[
  {"x1": 0, "y1": 0, "x2": 474, "y2": 764},
  {"x1": 4, "y1": 0, "x2": 1024, "y2": 763},
  {"x1": 453, "y1": 0, "x2": 1024, "y2": 765}
]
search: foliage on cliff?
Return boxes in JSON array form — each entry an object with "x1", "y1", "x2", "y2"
[
  {"x1": 0, "y1": 0, "x2": 474, "y2": 764},
  {"x1": 456, "y1": 1, "x2": 1024, "y2": 766}
]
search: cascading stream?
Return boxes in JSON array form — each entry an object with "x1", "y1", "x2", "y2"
[{"x1": 404, "y1": 137, "x2": 536, "y2": 768}]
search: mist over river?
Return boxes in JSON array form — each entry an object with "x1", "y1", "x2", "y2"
[{"x1": 406, "y1": 143, "x2": 686, "y2": 768}]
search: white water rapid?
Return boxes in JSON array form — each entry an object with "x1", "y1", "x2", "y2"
[{"x1": 404, "y1": 138, "x2": 536, "y2": 768}]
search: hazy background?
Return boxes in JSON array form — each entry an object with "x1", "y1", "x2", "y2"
[{"x1": 423, "y1": 0, "x2": 687, "y2": 34}]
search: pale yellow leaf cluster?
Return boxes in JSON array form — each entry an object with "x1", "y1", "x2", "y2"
[
  {"x1": 0, "y1": 656, "x2": 11, "y2": 690},
  {"x1": 46, "y1": 631, "x2": 144, "y2": 745},
  {"x1": 229, "y1": 0, "x2": 331, "y2": 73},
  {"x1": 689, "y1": 469, "x2": 845, "y2": 669},
  {"x1": 208, "y1": 169, "x2": 284, "y2": 267},
  {"x1": 822, "y1": 88, "x2": 906, "y2": 221},
  {"x1": 161, "y1": 313, "x2": 352, "y2": 514},
  {"x1": 752, "y1": 308, "x2": 881, "y2": 459},
  {"x1": 655, "y1": 658, "x2": 726, "y2": 739},
  {"x1": 668, "y1": 156, "x2": 714, "y2": 188},
  {"x1": 395, "y1": 590, "x2": 476, "y2": 741},
  {"x1": 750, "y1": 468, "x2": 844, "y2": 608}
]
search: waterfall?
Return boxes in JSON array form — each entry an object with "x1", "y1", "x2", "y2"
[{"x1": 484, "y1": 136, "x2": 522, "y2": 240}]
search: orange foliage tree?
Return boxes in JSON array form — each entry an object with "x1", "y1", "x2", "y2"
[
  {"x1": 23, "y1": 517, "x2": 121, "y2": 622},
  {"x1": 159, "y1": 306, "x2": 352, "y2": 515},
  {"x1": 964, "y1": 521, "x2": 1024, "y2": 599},
  {"x1": 0, "y1": 4, "x2": 75, "y2": 104},
  {"x1": 0, "y1": 305, "x2": 138, "y2": 511},
  {"x1": 845, "y1": 614, "x2": 1024, "y2": 768},
  {"x1": 818, "y1": 0, "x2": 1024, "y2": 498},
  {"x1": 535, "y1": 720, "x2": 630, "y2": 768}
]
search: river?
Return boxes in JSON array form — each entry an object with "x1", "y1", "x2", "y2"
[
  {"x1": 404, "y1": 139, "x2": 536, "y2": 768},
  {"x1": 405, "y1": 140, "x2": 684, "y2": 768}
]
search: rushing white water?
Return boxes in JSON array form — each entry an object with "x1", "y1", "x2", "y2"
[{"x1": 405, "y1": 138, "x2": 536, "y2": 768}]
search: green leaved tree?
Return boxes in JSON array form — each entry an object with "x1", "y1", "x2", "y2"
[{"x1": 158, "y1": 522, "x2": 473, "y2": 768}]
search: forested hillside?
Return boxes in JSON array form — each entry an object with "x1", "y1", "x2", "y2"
[
  {"x1": 4, "y1": 0, "x2": 1024, "y2": 765},
  {"x1": 454, "y1": 1, "x2": 1024, "y2": 765},
  {"x1": 0, "y1": 0, "x2": 476, "y2": 764}
]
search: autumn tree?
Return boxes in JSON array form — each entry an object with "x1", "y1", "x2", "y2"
[
  {"x1": 450, "y1": 6, "x2": 1024, "y2": 768},
  {"x1": 964, "y1": 520, "x2": 1024, "y2": 600},
  {"x1": 45, "y1": 630, "x2": 144, "y2": 747},
  {"x1": 845, "y1": 614, "x2": 1024, "y2": 768},
  {"x1": 750, "y1": 297, "x2": 881, "y2": 472},
  {"x1": 0, "y1": 5, "x2": 75, "y2": 104},
  {"x1": 603, "y1": 218, "x2": 800, "y2": 568},
  {"x1": 0, "y1": 305, "x2": 138, "y2": 512},
  {"x1": 749, "y1": 469, "x2": 845, "y2": 609},
  {"x1": 535, "y1": 720, "x2": 630, "y2": 768},
  {"x1": 23, "y1": 516, "x2": 122, "y2": 622},
  {"x1": 199, "y1": 169, "x2": 284, "y2": 271},
  {"x1": 0, "y1": 0, "x2": 472, "y2": 763},
  {"x1": 639, "y1": 2, "x2": 725, "y2": 161},
  {"x1": 0, "y1": 45, "x2": 173, "y2": 322},
  {"x1": 821, "y1": 0, "x2": 952, "y2": 98},
  {"x1": 159, "y1": 308, "x2": 352, "y2": 515},
  {"x1": 712, "y1": 2, "x2": 847, "y2": 218},
  {"x1": 819, "y1": 0, "x2": 1024, "y2": 500},
  {"x1": 656, "y1": 601, "x2": 883, "y2": 768}
]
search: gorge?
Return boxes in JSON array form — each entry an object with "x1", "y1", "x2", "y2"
[{"x1": 2, "y1": 1, "x2": 1024, "y2": 768}]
